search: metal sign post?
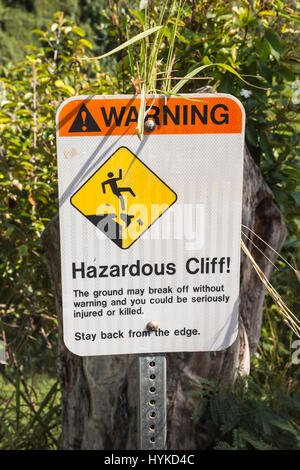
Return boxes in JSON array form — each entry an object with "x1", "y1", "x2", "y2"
[{"x1": 137, "y1": 353, "x2": 167, "y2": 450}]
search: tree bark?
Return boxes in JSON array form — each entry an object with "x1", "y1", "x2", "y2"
[{"x1": 42, "y1": 147, "x2": 286, "y2": 450}]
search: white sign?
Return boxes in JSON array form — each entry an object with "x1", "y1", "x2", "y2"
[{"x1": 56, "y1": 94, "x2": 245, "y2": 356}]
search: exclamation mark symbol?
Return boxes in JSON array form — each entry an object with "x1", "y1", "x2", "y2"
[
  {"x1": 227, "y1": 257, "x2": 230, "y2": 273},
  {"x1": 82, "y1": 111, "x2": 87, "y2": 131}
]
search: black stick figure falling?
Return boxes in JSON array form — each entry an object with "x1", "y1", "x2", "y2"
[{"x1": 102, "y1": 169, "x2": 136, "y2": 211}]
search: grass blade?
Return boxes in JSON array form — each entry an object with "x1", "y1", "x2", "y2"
[
  {"x1": 136, "y1": 84, "x2": 146, "y2": 140},
  {"x1": 15, "y1": 371, "x2": 20, "y2": 433},
  {"x1": 126, "y1": 24, "x2": 135, "y2": 78},
  {"x1": 146, "y1": 0, "x2": 169, "y2": 90},
  {"x1": 171, "y1": 64, "x2": 214, "y2": 93},
  {"x1": 28, "y1": 380, "x2": 59, "y2": 429},
  {"x1": 164, "y1": 0, "x2": 182, "y2": 92},
  {"x1": 240, "y1": 239, "x2": 300, "y2": 338},
  {"x1": 81, "y1": 26, "x2": 163, "y2": 61},
  {"x1": 171, "y1": 63, "x2": 267, "y2": 94}
]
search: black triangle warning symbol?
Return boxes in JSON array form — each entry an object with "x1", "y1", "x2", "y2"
[{"x1": 69, "y1": 103, "x2": 101, "y2": 133}]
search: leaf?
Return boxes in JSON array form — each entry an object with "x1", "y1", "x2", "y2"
[
  {"x1": 256, "y1": 38, "x2": 270, "y2": 62},
  {"x1": 17, "y1": 245, "x2": 28, "y2": 257},
  {"x1": 129, "y1": 9, "x2": 146, "y2": 25},
  {"x1": 0, "y1": 116, "x2": 11, "y2": 124},
  {"x1": 278, "y1": 11, "x2": 300, "y2": 23},
  {"x1": 54, "y1": 79, "x2": 64, "y2": 88},
  {"x1": 291, "y1": 191, "x2": 300, "y2": 206},
  {"x1": 31, "y1": 29, "x2": 45, "y2": 36},
  {"x1": 79, "y1": 39, "x2": 93, "y2": 50},
  {"x1": 71, "y1": 26, "x2": 85, "y2": 37},
  {"x1": 258, "y1": 10, "x2": 276, "y2": 17},
  {"x1": 82, "y1": 25, "x2": 163, "y2": 61},
  {"x1": 265, "y1": 31, "x2": 282, "y2": 62},
  {"x1": 246, "y1": 126, "x2": 258, "y2": 147},
  {"x1": 54, "y1": 80, "x2": 75, "y2": 96}
]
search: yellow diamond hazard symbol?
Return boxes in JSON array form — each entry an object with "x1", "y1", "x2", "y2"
[{"x1": 70, "y1": 147, "x2": 177, "y2": 249}]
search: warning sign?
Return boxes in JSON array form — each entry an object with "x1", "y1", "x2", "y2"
[
  {"x1": 69, "y1": 103, "x2": 101, "y2": 133},
  {"x1": 58, "y1": 95, "x2": 243, "y2": 137},
  {"x1": 56, "y1": 93, "x2": 245, "y2": 357},
  {"x1": 70, "y1": 147, "x2": 177, "y2": 248}
]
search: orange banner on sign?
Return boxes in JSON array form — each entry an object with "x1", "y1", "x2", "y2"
[{"x1": 58, "y1": 95, "x2": 243, "y2": 137}]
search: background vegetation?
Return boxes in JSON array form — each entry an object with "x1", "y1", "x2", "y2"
[{"x1": 0, "y1": 0, "x2": 299, "y2": 449}]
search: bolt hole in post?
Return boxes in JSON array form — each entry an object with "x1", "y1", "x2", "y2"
[{"x1": 138, "y1": 353, "x2": 167, "y2": 450}]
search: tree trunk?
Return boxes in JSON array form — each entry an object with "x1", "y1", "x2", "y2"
[{"x1": 42, "y1": 146, "x2": 286, "y2": 450}]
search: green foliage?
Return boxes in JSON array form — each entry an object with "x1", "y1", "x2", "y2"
[
  {"x1": 0, "y1": 0, "x2": 122, "y2": 67},
  {"x1": 0, "y1": 0, "x2": 80, "y2": 64},
  {"x1": 213, "y1": 379, "x2": 299, "y2": 450},
  {"x1": 0, "y1": 372, "x2": 61, "y2": 449},
  {"x1": 0, "y1": 12, "x2": 115, "y2": 376},
  {"x1": 191, "y1": 370, "x2": 300, "y2": 450},
  {"x1": 211, "y1": 378, "x2": 300, "y2": 450}
]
